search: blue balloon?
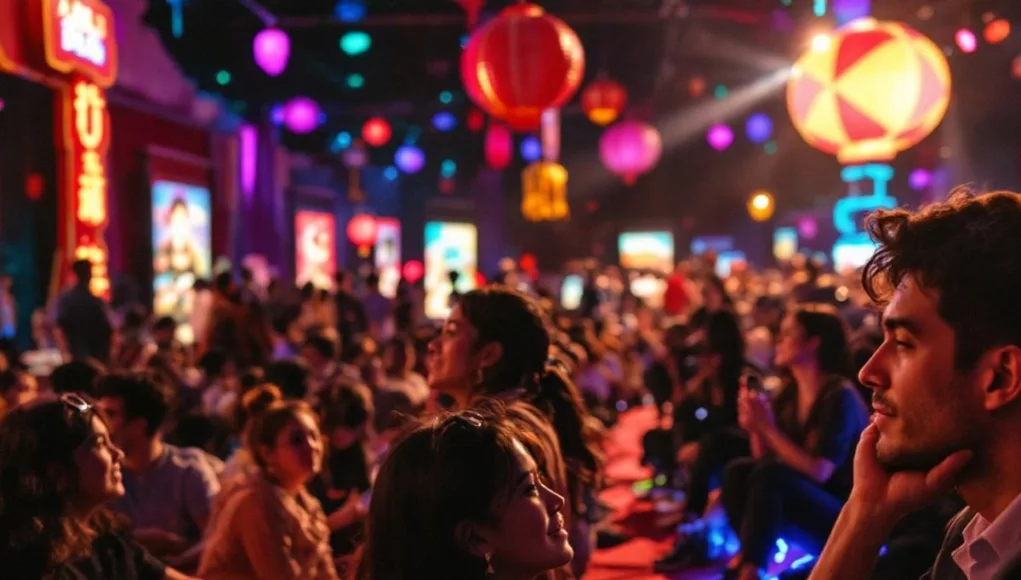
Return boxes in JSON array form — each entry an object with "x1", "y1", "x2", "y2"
[
  {"x1": 745, "y1": 113, "x2": 774, "y2": 144},
  {"x1": 520, "y1": 136, "x2": 542, "y2": 162}
]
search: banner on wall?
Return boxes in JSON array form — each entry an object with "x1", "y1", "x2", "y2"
[
  {"x1": 424, "y1": 221, "x2": 478, "y2": 320},
  {"x1": 152, "y1": 180, "x2": 212, "y2": 344},
  {"x1": 375, "y1": 218, "x2": 401, "y2": 298},
  {"x1": 295, "y1": 210, "x2": 337, "y2": 290}
]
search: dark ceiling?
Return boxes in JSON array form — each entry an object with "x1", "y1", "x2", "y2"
[{"x1": 142, "y1": 0, "x2": 1021, "y2": 261}]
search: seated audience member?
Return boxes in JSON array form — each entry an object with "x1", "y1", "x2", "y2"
[
  {"x1": 199, "y1": 400, "x2": 337, "y2": 580},
  {"x1": 354, "y1": 405, "x2": 574, "y2": 580},
  {"x1": 95, "y1": 373, "x2": 221, "y2": 570},
  {"x1": 264, "y1": 359, "x2": 311, "y2": 401},
  {"x1": 302, "y1": 332, "x2": 361, "y2": 403},
  {"x1": 0, "y1": 368, "x2": 40, "y2": 410},
  {"x1": 111, "y1": 305, "x2": 154, "y2": 371},
  {"x1": 50, "y1": 358, "x2": 105, "y2": 395},
  {"x1": 809, "y1": 191, "x2": 1021, "y2": 580},
  {"x1": 0, "y1": 394, "x2": 196, "y2": 579},
  {"x1": 197, "y1": 349, "x2": 238, "y2": 419},
  {"x1": 379, "y1": 335, "x2": 429, "y2": 407},
  {"x1": 221, "y1": 384, "x2": 283, "y2": 488}
]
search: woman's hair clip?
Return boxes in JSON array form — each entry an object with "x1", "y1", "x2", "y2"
[
  {"x1": 451, "y1": 410, "x2": 484, "y2": 428},
  {"x1": 545, "y1": 357, "x2": 570, "y2": 375}
]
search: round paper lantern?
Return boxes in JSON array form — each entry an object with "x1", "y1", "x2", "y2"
[
  {"x1": 347, "y1": 214, "x2": 378, "y2": 255},
  {"x1": 461, "y1": 3, "x2": 585, "y2": 131},
  {"x1": 362, "y1": 118, "x2": 392, "y2": 147},
  {"x1": 599, "y1": 121, "x2": 662, "y2": 185},
  {"x1": 581, "y1": 78, "x2": 627, "y2": 126},
  {"x1": 402, "y1": 260, "x2": 424, "y2": 283},
  {"x1": 798, "y1": 217, "x2": 819, "y2": 239},
  {"x1": 485, "y1": 123, "x2": 513, "y2": 170},
  {"x1": 395, "y1": 145, "x2": 426, "y2": 174},
  {"x1": 745, "y1": 113, "x2": 774, "y2": 144},
  {"x1": 282, "y1": 97, "x2": 321, "y2": 134},
  {"x1": 787, "y1": 18, "x2": 952, "y2": 164},
  {"x1": 520, "y1": 135, "x2": 542, "y2": 162},
  {"x1": 253, "y1": 28, "x2": 290, "y2": 76},
  {"x1": 707, "y1": 124, "x2": 734, "y2": 151},
  {"x1": 984, "y1": 19, "x2": 1010, "y2": 44},
  {"x1": 748, "y1": 191, "x2": 775, "y2": 222}
]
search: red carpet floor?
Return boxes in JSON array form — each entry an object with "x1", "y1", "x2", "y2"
[{"x1": 586, "y1": 406, "x2": 724, "y2": 580}]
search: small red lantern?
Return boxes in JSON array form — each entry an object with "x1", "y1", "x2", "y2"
[
  {"x1": 402, "y1": 260, "x2": 424, "y2": 283},
  {"x1": 346, "y1": 214, "x2": 379, "y2": 257},
  {"x1": 581, "y1": 78, "x2": 627, "y2": 126},
  {"x1": 362, "y1": 118, "x2": 392, "y2": 147},
  {"x1": 467, "y1": 109, "x2": 485, "y2": 132},
  {"x1": 461, "y1": 3, "x2": 585, "y2": 132},
  {"x1": 484, "y1": 123, "x2": 513, "y2": 170}
]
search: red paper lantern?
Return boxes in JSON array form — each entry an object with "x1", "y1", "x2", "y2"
[
  {"x1": 581, "y1": 78, "x2": 627, "y2": 126},
  {"x1": 362, "y1": 118, "x2": 392, "y2": 147},
  {"x1": 461, "y1": 3, "x2": 585, "y2": 132},
  {"x1": 484, "y1": 123, "x2": 513, "y2": 170},
  {"x1": 467, "y1": 109, "x2": 485, "y2": 132},
  {"x1": 346, "y1": 214, "x2": 379, "y2": 256},
  {"x1": 402, "y1": 260, "x2": 424, "y2": 283}
]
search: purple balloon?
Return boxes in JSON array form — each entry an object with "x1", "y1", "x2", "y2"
[
  {"x1": 254, "y1": 28, "x2": 290, "y2": 76},
  {"x1": 395, "y1": 145, "x2": 426, "y2": 174},
  {"x1": 909, "y1": 168, "x2": 932, "y2": 191},
  {"x1": 283, "y1": 97, "x2": 321, "y2": 134},
  {"x1": 707, "y1": 124, "x2": 734, "y2": 151}
]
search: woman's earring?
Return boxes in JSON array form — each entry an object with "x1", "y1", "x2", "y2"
[
  {"x1": 474, "y1": 367, "x2": 485, "y2": 388},
  {"x1": 485, "y1": 552, "x2": 495, "y2": 575}
]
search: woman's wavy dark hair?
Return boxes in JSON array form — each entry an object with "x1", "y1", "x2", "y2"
[
  {"x1": 354, "y1": 402, "x2": 547, "y2": 580},
  {"x1": 790, "y1": 304, "x2": 852, "y2": 377},
  {"x1": 862, "y1": 189, "x2": 1021, "y2": 369},
  {"x1": 0, "y1": 397, "x2": 120, "y2": 578},
  {"x1": 458, "y1": 287, "x2": 603, "y2": 510}
]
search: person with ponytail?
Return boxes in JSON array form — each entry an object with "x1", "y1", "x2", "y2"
[{"x1": 426, "y1": 286, "x2": 603, "y2": 576}]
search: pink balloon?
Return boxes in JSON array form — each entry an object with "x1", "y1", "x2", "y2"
[
  {"x1": 599, "y1": 121, "x2": 663, "y2": 185},
  {"x1": 254, "y1": 28, "x2": 290, "y2": 76},
  {"x1": 707, "y1": 124, "x2": 734, "y2": 151},
  {"x1": 283, "y1": 97, "x2": 321, "y2": 134}
]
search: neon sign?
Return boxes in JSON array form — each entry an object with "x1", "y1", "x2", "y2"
[
  {"x1": 832, "y1": 163, "x2": 897, "y2": 272},
  {"x1": 61, "y1": 80, "x2": 111, "y2": 298},
  {"x1": 43, "y1": 0, "x2": 118, "y2": 88}
]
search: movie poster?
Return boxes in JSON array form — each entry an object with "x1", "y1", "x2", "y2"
[
  {"x1": 375, "y1": 218, "x2": 401, "y2": 298},
  {"x1": 424, "y1": 222, "x2": 477, "y2": 319},
  {"x1": 295, "y1": 210, "x2": 337, "y2": 290},
  {"x1": 152, "y1": 180, "x2": 212, "y2": 344}
]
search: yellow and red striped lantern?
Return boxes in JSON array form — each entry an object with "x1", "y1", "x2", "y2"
[
  {"x1": 787, "y1": 18, "x2": 951, "y2": 164},
  {"x1": 461, "y1": 3, "x2": 585, "y2": 132}
]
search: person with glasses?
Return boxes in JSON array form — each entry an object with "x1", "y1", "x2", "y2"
[
  {"x1": 354, "y1": 403, "x2": 574, "y2": 580},
  {"x1": 0, "y1": 393, "x2": 196, "y2": 579}
]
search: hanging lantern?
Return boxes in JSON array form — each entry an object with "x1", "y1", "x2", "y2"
[
  {"x1": 461, "y1": 3, "x2": 585, "y2": 132},
  {"x1": 253, "y1": 28, "x2": 290, "y2": 76},
  {"x1": 467, "y1": 109, "x2": 485, "y2": 132},
  {"x1": 581, "y1": 78, "x2": 627, "y2": 126},
  {"x1": 599, "y1": 121, "x2": 662, "y2": 185},
  {"x1": 454, "y1": 0, "x2": 485, "y2": 30},
  {"x1": 362, "y1": 118, "x2": 392, "y2": 147},
  {"x1": 787, "y1": 18, "x2": 951, "y2": 164},
  {"x1": 394, "y1": 145, "x2": 426, "y2": 174},
  {"x1": 521, "y1": 161, "x2": 569, "y2": 222},
  {"x1": 347, "y1": 214, "x2": 379, "y2": 257},
  {"x1": 402, "y1": 260, "x2": 424, "y2": 283},
  {"x1": 485, "y1": 123, "x2": 513, "y2": 170},
  {"x1": 282, "y1": 97, "x2": 321, "y2": 134},
  {"x1": 748, "y1": 191, "x2": 775, "y2": 222}
]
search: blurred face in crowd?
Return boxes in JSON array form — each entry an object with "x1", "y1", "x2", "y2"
[
  {"x1": 74, "y1": 416, "x2": 125, "y2": 510},
  {"x1": 474, "y1": 438, "x2": 573, "y2": 577},
  {"x1": 427, "y1": 305, "x2": 489, "y2": 399},
  {"x1": 859, "y1": 275, "x2": 988, "y2": 471},
  {"x1": 3, "y1": 373, "x2": 39, "y2": 408},
  {"x1": 262, "y1": 411, "x2": 323, "y2": 489},
  {"x1": 773, "y1": 315, "x2": 818, "y2": 370},
  {"x1": 96, "y1": 396, "x2": 148, "y2": 451}
]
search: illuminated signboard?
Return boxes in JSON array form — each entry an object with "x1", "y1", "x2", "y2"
[
  {"x1": 832, "y1": 163, "x2": 897, "y2": 273},
  {"x1": 61, "y1": 79, "x2": 111, "y2": 297},
  {"x1": 46, "y1": 0, "x2": 118, "y2": 298},
  {"x1": 42, "y1": 0, "x2": 118, "y2": 87}
]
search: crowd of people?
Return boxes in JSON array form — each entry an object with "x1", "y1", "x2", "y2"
[{"x1": 0, "y1": 188, "x2": 1019, "y2": 580}]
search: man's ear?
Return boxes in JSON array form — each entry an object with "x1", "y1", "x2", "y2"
[
  {"x1": 454, "y1": 520, "x2": 494, "y2": 559},
  {"x1": 982, "y1": 345, "x2": 1021, "y2": 412}
]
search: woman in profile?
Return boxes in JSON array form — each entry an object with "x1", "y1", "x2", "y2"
[
  {"x1": 355, "y1": 404, "x2": 573, "y2": 580},
  {"x1": 426, "y1": 286, "x2": 603, "y2": 575},
  {"x1": 0, "y1": 394, "x2": 195, "y2": 580}
]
